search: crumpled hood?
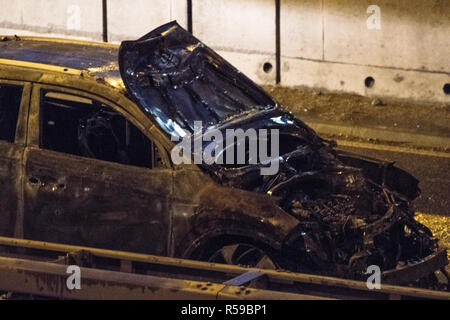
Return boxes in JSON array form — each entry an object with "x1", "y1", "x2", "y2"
[{"x1": 119, "y1": 21, "x2": 276, "y2": 138}]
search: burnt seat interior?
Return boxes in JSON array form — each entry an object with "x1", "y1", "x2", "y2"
[{"x1": 39, "y1": 91, "x2": 162, "y2": 169}]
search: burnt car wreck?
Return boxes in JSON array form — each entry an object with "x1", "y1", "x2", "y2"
[
  {"x1": 119, "y1": 22, "x2": 447, "y2": 285},
  {"x1": 0, "y1": 21, "x2": 447, "y2": 289}
]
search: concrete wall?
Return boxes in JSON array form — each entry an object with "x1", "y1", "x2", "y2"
[
  {"x1": 0, "y1": 0, "x2": 104, "y2": 41},
  {"x1": 280, "y1": 0, "x2": 450, "y2": 104},
  {"x1": 193, "y1": 0, "x2": 276, "y2": 83},
  {"x1": 0, "y1": 0, "x2": 448, "y2": 105}
]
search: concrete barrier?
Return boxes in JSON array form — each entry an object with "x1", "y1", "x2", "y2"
[{"x1": 0, "y1": 0, "x2": 448, "y2": 105}]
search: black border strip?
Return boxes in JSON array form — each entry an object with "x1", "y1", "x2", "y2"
[
  {"x1": 275, "y1": 0, "x2": 281, "y2": 84},
  {"x1": 187, "y1": 0, "x2": 193, "y2": 34},
  {"x1": 102, "y1": 0, "x2": 108, "y2": 42}
]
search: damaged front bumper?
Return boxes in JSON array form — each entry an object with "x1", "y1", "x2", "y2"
[{"x1": 382, "y1": 248, "x2": 448, "y2": 286}]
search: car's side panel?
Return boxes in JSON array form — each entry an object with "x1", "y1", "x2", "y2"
[{"x1": 23, "y1": 147, "x2": 173, "y2": 254}]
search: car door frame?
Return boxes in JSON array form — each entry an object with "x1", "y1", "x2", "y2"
[
  {"x1": 0, "y1": 78, "x2": 31, "y2": 238},
  {"x1": 24, "y1": 82, "x2": 175, "y2": 254}
]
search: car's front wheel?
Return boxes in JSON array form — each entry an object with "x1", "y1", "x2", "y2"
[{"x1": 205, "y1": 243, "x2": 279, "y2": 269}]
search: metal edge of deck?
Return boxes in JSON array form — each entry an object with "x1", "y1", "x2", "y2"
[{"x1": 0, "y1": 236, "x2": 449, "y2": 300}]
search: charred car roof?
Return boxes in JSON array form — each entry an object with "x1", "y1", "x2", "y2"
[{"x1": 0, "y1": 35, "x2": 123, "y2": 86}]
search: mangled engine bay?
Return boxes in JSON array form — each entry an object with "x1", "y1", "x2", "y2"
[{"x1": 119, "y1": 21, "x2": 444, "y2": 281}]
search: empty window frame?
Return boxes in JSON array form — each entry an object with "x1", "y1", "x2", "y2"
[{"x1": 39, "y1": 90, "x2": 161, "y2": 169}]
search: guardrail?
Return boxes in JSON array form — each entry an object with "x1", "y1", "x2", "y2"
[{"x1": 0, "y1": 237, "x2": 449, "y2": 300}]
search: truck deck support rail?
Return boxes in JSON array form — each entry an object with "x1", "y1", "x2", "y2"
[{"x1": 0, "y1": 236, "x2": 448, "y2": 300}]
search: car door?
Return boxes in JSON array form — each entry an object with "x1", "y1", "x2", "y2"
[
  {"x1": 23, "y1": 83, "x2": 173, "y2": 255},
  {"x1": 0, "y1": 80, "x2": 30, "y2": 238}
]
